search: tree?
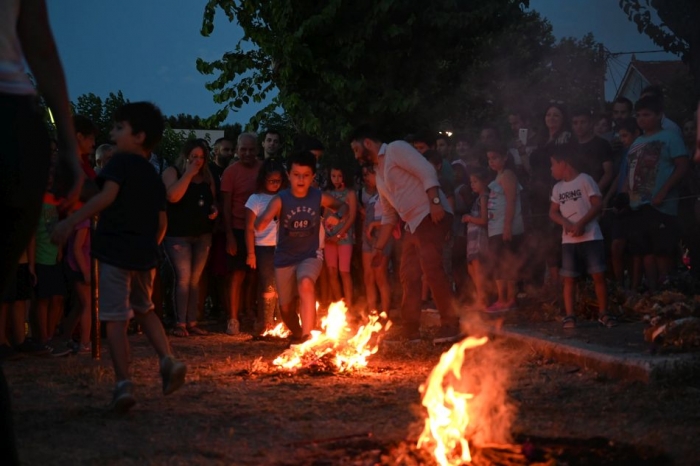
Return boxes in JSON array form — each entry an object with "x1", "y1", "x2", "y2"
[
  {"x1": 198, "y1": 0, "x2": 559, "y2": 149},
  {"x1": 619, "y1": 0, "x2": 700, "y2": 89},
  {"x1": 71, "y1": 91, "x2": 129, "y2": 145}
]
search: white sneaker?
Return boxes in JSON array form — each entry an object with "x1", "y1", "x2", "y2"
[{"x1": 226, "y1": 319, "x2": 240, "y2": 336}]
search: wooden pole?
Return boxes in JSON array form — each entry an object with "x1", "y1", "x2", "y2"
[{"x1": 90, "y1": 216, "x2": 100, "y2": 360}]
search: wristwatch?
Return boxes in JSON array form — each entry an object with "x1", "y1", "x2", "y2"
[{"x1": 431, "y1": 196, "x2": 440, "y2": 205}]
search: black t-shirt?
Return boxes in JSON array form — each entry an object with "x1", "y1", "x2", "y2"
[
  {"x1": 576, "y1": 136, "x2": 612, "y2": 183},
  {"x1": 208, "y1": 161, "x2": 225, "y2": 195},
  {"x1": 92, "y1": 152, "x2": 166, "y2": 271}
]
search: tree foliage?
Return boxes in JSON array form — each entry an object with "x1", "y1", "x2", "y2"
[
  {"x1": 619, "y1": 0, "x2": 700, "y2": 87},
  {"x1": 71, "y1": 91, "x2": 129, "y2": 145},
  {"x1": 199, "y1": 0, "x2": 611, "y2": 153}
]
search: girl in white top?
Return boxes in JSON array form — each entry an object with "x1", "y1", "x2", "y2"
[{"x1": 245, "y1": 159, "x2": 287, "y2": 334}]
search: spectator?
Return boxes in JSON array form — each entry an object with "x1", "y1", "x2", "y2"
[
  {"x1": 323, "y1": 165, "x2": 357, "y2": 310},
  {"x1": 261, "y1": 129, "x2": 283, "y2": 160},
  {"x1": 640, "y1": 85, "x2": 683, "y2": 138},
  {"x1": 162, "y1": 139, "x2": 218, "y2": 337},
  {"x1": 570, "y1": 107, "x2": 614, "y2": 192},
  {"x1": 221, "y1": 133, "x2": 262, "y2": 335},
  {"x1": 621, "y1": 95, "x2": 690, "y2": 291},
  {"x1": 549, "y1": 147, "x2": 610, "y2": 328},
  {"x1": 360, "y1": 165, "x2": 392, "y2": 315},
  {"x1": 461, "y1": 168, "x2": 490, "y2": 310},
  {"x1": 485, "y1": 143, "x2": 525, "y2": 313},
  {"x1": 245, "y1": 159, "x2": 288, "y2": 334},
  {"x1": 350, "y1": 125, "x2": 461, "y2": 344},
  {"x1": 73, "y1": 115, "x2": 98, "y2": 179},
  {"x1": 95, "y1": 143, "x2": 114, "y2": 173}
]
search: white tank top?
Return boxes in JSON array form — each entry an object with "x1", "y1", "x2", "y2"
[{"x1": 0, "y1": 0, "x2": 36, "y2": 95}]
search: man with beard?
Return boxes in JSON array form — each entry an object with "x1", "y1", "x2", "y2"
[
  {"x1": 349, "y1": 125, "x2": 462, "y2": 344},
  {"x1": 209, "y1": 137, "x2": 234, "y2": 187},
  {"x1": 221, "y1": 133, "x2": 262, "y2": 335}
]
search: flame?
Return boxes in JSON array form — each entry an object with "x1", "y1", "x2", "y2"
[
  {"x1": 261, "y1": 322, "x2": 291, "y2": 338},
  {"x1": 417, "y1": 336, "x2": 489, "y2": 466},
  {"x1": 272, "y1": 301, "x2": 390, "y2": 372}
]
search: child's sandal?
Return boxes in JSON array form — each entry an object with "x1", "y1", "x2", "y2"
[
  {"x1": 598, "y1": 314, "x2": 618, "y2": 328},
  {"x1": 562, "y1": 315, "x2": 577, "y2": 329}
]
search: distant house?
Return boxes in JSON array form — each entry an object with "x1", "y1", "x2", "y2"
[{"x1": 615, "y1": 57, "x2": 689, "y2": 103}]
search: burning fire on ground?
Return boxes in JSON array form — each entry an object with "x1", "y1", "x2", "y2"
[
  {"x1": 272, "y1": 301, "x2": 390, "y2": 373},
  {"x1": 262, "y1": 322, "x2": 292, "y2": 339},
  {"x1": 417, "y1": 336, "x2": 490, "y2": 465}
]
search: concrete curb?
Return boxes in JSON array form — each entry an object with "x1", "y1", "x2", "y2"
[{"x1": 464, "y1": 321, "x2": 700, "y2": 383}]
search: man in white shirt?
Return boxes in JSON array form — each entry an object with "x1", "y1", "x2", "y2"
[{"x1": 350, "y1": 125, "x2": 461, "y2": 344}]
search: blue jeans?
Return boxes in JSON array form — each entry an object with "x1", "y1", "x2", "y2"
[{"x1": 164, "y1": 234, "x2": 212, "y2": 325}]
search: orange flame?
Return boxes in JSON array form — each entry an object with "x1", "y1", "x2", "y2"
[
  {"x1": 417, "y1": 336, "x2": 489, "y2": 466},
  {"x1": 261, "y1": 323, "x2": 291, "y2": 338},
  {"x1": 272, "y1": 301, "x2": 390, "y2": 372}
]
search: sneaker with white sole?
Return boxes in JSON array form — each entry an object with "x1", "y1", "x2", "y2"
[
  {"x1": 160, "y1": 355, "x2": 187, "y2": 395},
  {"x1": 432, "y1": 325, "x2": 464, "y2": 344},
  {"x1": 109, "y1": 380, "x2": 135, "y2": 414},
  {"x1": 226, "y1": 319, "x2": 240, "y2": 336}
]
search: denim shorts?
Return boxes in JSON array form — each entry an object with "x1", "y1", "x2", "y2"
[
  {"x1": 560, "y1": 240, "x2": 606, "y2": 278},
  {"x1": 98, "y1": 262, "x2": 155, "y2": 321}
]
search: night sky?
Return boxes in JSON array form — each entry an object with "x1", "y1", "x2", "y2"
[{"x1": 47, "y1": 0, "x2": 675, "y2": 125}]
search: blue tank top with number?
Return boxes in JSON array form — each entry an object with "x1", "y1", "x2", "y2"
[{"x1": 275, "y1": 187, "x2": 322, "y2": 267}]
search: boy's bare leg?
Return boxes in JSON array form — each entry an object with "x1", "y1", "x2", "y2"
[
  {"x1": 592, "y1": 273, "x2": 608, "y2": 314},
  {"x1": 362, "y1": 253, "x2": 377, "y2": 311},
  {"x1": 134, "y1": 310, "x2": 172, "y2": 360},
  {"x1": 228, "y1": 270, "x2": 246, "y2": 321},
  {"x1": 327, "y1": 266, "x2": 342, "y2": 303},
  {"x1": 279, "y1": 301, "x2": 302, "y2": 338},
  {"x1": 375, "y1": 256, "x2": 391, "y2": 315},
  {"x1": 47, "y1": 295, "x2": 64, "y2": 341},
  {"x1": 563, "y1": 277, "x2": 575, "y2": 317},
  {"x1": 32, "y1": 299, "x2": 49, "y2": 344},
  {"x1": 9, "y1": 302, "x2": 26, "y2": 346},
  {"x1": 105, "y1": 321, "x2": 131, "y2": 381},
  {"x1": 642, "y1": 254, "x2": 657, "y2": 292},
  {"x1": 495, "y1": 280, "x2": 507, "y2": 305},
  {"x1": 340, "y1": 271, "x2": 353, "y2": 309},
  {"x1": 298, "y1": 277, "x2": 316, "y2": 336}
]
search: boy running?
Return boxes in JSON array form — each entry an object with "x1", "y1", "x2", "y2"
[
  {"x1": 52, "y1": 102, "x2": 186, "y2": 414},
  {"x1": 254, "y1": 151, "x2": 348, "y2": 343}
]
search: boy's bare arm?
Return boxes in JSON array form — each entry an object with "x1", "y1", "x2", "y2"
[
  {"x1": 73, "y1": 227, "x2": 91, "y2": 282},
  {"x1": 653, "y1": 156, "x2": 690, "y2": 206},
  {"x1": 255, "y1": 196, "x2": 281, "y2": 232},
  {"x1": 573, "y1": 195, "x2": 603, "y2": 233},
  {"x1": 549, "y1": 201, "x2": 572, "y2": 229},
  {"x1": 51, "y1": 181, "x2": 120, "y2": 245},
  {"x1": 321, "y1": 192, "x2": 349, "y2": 227}
]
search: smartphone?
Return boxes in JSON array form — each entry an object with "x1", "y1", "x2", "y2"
[{"x1": 518, "y1": 128, "x2": 528, "y2": 146}]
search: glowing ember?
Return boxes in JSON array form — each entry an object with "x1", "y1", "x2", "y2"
[
  {"x1": 272, "y1": 301, "x2": 391, "y2": 372},
  {"x1": 417, "y1": 336, "x2": 489, "y2": 466},
  {"x1": 261, "y1": 323, "x2": 291, "y2": 338}
]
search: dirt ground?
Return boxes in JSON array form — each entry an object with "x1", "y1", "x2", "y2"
[{"x1": 4, "y1": 324, "x2": 700, "y2": 466}]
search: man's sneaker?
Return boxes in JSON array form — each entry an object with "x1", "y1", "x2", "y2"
[
  {"x1": 77, "y1": 343, "x2": 92, "y2": 354},
  {"x1": 109, "y1": 380, "x2": 136, "y2": 414},
  {"x1": 160, "y1": 356, "x2": 187, "y2": 395},
  {"x1": 433, "y1": 325, "x2": 464, "y2": 345},
  {"x1": 226, "y1": 319, "x2": 240, "y2": 336},
  {"x1": 15, "y1": 339, "x2": 50, "y2": 356},
  {"x1": 49, "y1": 343, "x2": 72, "y2": 357},
  {"x1": 384, "y1": 326, "x2": 422, "y2": 344}
]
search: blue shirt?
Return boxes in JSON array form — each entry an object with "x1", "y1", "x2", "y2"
[
  {"x1": 275, "y1": 187, "x2": 322, "y2": 267},
  {"x1": 626, "y1": 129, "x2": 688, "y2": 216}
]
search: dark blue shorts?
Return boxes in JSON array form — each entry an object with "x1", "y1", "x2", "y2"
[{"x1": 34, "y1": 263, "x2": 67, "y2": 299}]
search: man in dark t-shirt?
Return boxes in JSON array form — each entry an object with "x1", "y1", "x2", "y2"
[{"x1": 572, "y1": 108, "x2": 613, "y2": 192}]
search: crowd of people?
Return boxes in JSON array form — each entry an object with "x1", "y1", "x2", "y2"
[{"x1": 3, "y1": 86, "x2": 700, "y2": 366}]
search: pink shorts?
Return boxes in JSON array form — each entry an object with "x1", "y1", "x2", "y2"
[{"x1": 324, "y1": 243, "x2": 353, "y2": 273}]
